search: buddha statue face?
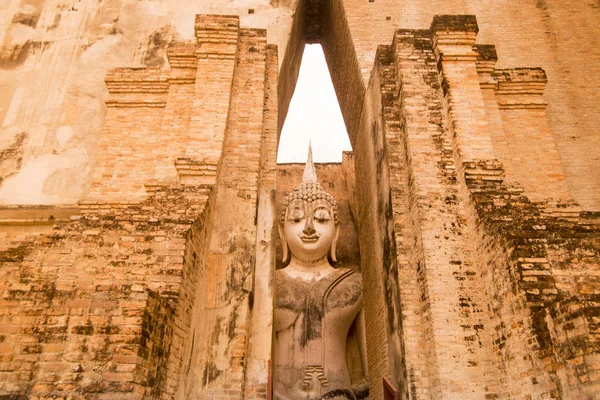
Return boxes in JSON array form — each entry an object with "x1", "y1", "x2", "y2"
[
  {"x1": 281, "y1": 197, "x2": 339, "y2": 263},
  {"x1": 279, "y1": 144, "x2": 339, "y2": 264}
]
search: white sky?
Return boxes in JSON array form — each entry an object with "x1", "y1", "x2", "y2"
[{"x1": 276, "y1": 44, "x2": 352, "y2": 163}]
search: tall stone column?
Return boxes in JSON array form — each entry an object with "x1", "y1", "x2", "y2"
[
  {"x1": 175, "y1": 19, "x2": 270, "y2": 400},
  {"x1": 493, "y1": 68, "x2": 573, "y2": 205},
  {"x1": 430, "y1": 15, "x2": 501, "y2": 183},
  {"x1": 244, "y1": 44, "x2": 279, "y2": 400},
  {"x1": 188, "y1": 15, "x2": 240, "y2": 186},
  {"x1": 392, "y1": 27, "x2": 491, "y2": 399},
  {"x1": 474, "y1": 45, "x2": 514, "y2": 182}
]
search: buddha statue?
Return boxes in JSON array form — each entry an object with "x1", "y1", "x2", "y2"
[{"x1": 274, "y1": 147, "x2": 368, "y2": 400}]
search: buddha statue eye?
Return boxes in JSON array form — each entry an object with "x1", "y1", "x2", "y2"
[
  {"x1": 313, "y1": 208, "x2": 331, "y2": 223},
  {"x1": 288, "y1": 209, "x2": 304, "y2": 223}
]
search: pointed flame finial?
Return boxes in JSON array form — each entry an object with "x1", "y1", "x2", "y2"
[{"x1": 303, "y1": 140, "x2": 317, "y2": 183}]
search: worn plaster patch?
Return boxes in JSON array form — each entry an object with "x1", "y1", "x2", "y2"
[
  {"x1": 0, "y1": 148, "x2": 89, "y2": 204},
  {"x1": 55, "y1": 126, "x2": 74, "y2": 148},
  {"x1": 0, "y1": 131, "x2": 28, "y2": 185}
]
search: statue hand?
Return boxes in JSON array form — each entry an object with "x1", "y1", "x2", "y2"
[{"x1": 308, "y1": 383, "x2": 369, "y2": 400}]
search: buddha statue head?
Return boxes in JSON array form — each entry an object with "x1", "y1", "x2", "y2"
[{"x1": 279, "y1": 145, "x2": 339, "y2": 265}]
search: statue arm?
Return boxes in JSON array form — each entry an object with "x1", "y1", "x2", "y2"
[{"x1": 357, "y1": 306, "x2": 368, "y2": 378}]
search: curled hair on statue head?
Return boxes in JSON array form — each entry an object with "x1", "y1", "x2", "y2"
[{"x1": 279, "y1": 143, "x2": 338, "y2": 225}]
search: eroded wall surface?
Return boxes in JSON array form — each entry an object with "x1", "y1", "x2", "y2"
[
  {"x1": 351, "y1": 15, "x2": 600, "y2": 399},
  {"x1": 0, "y1": 15, "x2": 281, "y2": 399}
]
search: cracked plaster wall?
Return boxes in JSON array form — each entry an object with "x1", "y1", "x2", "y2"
[{"x1": 0, "y1": 0, "x2": 296, "y2": 205}]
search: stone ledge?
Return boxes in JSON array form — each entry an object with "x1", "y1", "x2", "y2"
[
  {"x1": 475, "y1": 44, "x2": 498, "y2": 88},
  {"x1": 79, "y1": 184, "x2": 212, "y2": 215},
  {"x1": 105, "y1": 67, "x2": 170, "y2": 107},
  {"x1": 474, "y1": 44, "x2": 498, "y2": 62},
  {"x1": 496, "y1": 101, "x2": 547, "y2": 110},
  {"x1": 105, "y1": 98, "x2": 168, "y2": 108},
  {"x1": 105, "y1": 67, "x2": 169, "y2": 93},
  {"x1": 493, "y1": 68, "x2": 547, "y2": 95},
  {"x1": 463, "y1": 160, "x2": 505, "y2": 184},
  {"x1": 540, "y1": 201, "x2": 582, "y2": 221},
  {"x1": 494, "y1": 67, "x2": 547, "y2": 83},
  {"x1": 175, "y1": 158, "x2": 219, "y2": 185},
  {"x1": 195, "y1": 15, "x2": 239, "y2": 56},
  {"x1": 167, "y1": 41, "x2": 198, "y2": 70},
  {"x1": 0, "y1": 206, "x2": 80, "y2": 233},
  {"x1": 493, "y1": 68, "x2": 548, "y2": 109},
  {"x1": 431, "y1": 16, "x2": 479, "y2": 60},
  {"x1": 430, "y1": 15, "x2": 479, "y2": 34},
  {"x1": 0, "y1": 205, "x2": 80, "y2": 225}
]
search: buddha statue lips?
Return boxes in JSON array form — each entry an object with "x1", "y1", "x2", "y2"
[
  {"x1": 300, "y1": 234, "x2": 319, "y2": 243},
  {"x1": 274, "y1": 145, "x2": 368, "y2": 400}
]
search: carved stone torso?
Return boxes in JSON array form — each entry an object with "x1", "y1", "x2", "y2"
[{"x1": 274, "y1": 266, "x2": 363, "y2": 400}]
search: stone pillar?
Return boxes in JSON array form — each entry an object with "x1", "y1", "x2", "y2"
[
  {"x1": 86, "y1": 68, "x2": 169, "y2": 204},
  {"x1": 392, "y1": 28, "x2": 491, "y2": 399},
  {"x1": 244, "y1": 44, "x2": 278, "y2": 400},
  {"x1": 163, "y1": 41, "x2": 198, "y2": 185},
  {"x1": 176, "y1": 23, "x2": 269, "y2": 400},
  {"x1": 475, "y1": 45, "x2": 514, "y2": 182},
  {"x1": 189, "y1": 15, "x2": 240, "y2": 186},
  {"x1": 493, "y1": 68, "x2": 573, "y2": 204},
  {"x1": 430, "y1": 15, "x2": 501, "y2": 183}
]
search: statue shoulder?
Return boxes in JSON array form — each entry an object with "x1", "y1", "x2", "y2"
[
  {"x1": 335, "y1": 266, "x2": 363, "y2": 286},
  {"x1": 325, "y1": 267, "x2": 363, "y2": 310}
]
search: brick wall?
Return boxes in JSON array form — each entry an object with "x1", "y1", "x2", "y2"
[
  {"x1": 337, "y1": 0, "x2": 600, "y2": 210},
  {"x1": 1, "y1": 9, "x2": 599, "y2": 400},
  {"x1": 173, "y1": 22, "x2": 273, "y2": 400},
  {"x1": 243, "y1": 43, "x2": 278, "y2": 400},
  {"x1": 350, "y1": 14, "x2": 600, "y2": 400},
  {"x1": 0, "y1": 14, "x2": 275, "y2": 400},
  {"x1": 354, "y1": 44, "x2": 407, "y2": 400},
  {"x1": 1, "y1": 0, "x2": 599, "y2": 211},
  {"x1": 0, "y1": 184, "x2": 212, "y2": 399}
]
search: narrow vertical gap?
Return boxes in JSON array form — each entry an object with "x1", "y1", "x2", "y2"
[{"x1": 277, "y1": 44, "x2": 352, "y2": 163}]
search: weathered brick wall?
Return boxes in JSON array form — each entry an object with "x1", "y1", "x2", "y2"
[
  {"x1": 491, "y1": 67, "x2": 572, "y2": 204},
  {"x1": 243, "y1": 43, "x2": 279, "y2": 400},
  {"x1": 336, "y1": 0, "x2": 600, "y2": 211},
  {"x1": 0, "y1": 185, "x2": 212, "y2": 399},
  {"x1": 1, "y1": 0, "x2": 599, "y2": 211},
  {"x1": 0, "y1": 14, "x2": 276, "y2": 400},
  {"x1": 394, "y1": 27, "x2": 484, "y2": 399},
  {"x1": 88, "y1": 67, "x2": 169, "y2": 202},
  {"x1": 173, "y1": 22, "x2": 273, "y2": 400},
  {"x1": 350, "y1": 14, "x2": 600, "y2": 400},
  {"x1": 1, "y1": 9, "x2": 600, "y2": 400},
  {"x1": 468, "y1": 178, "x2": 600, "y2": 399},
  {"x1": 353, "y1": 43, "x2": 407, "y2": 400}
]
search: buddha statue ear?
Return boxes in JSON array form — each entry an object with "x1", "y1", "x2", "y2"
[
  {"x1": 278, "y1": 224, "x2": 289, "y2": 263},
  {"x1": 330, "y1": 224, "x2": 340, "y2": 263}
]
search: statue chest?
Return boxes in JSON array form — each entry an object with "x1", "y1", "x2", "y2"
[{"x1": 275, "y1": 267, "x2": 363, "y2": 343}]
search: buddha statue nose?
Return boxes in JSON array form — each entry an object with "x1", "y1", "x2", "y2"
[{"x1": 303, "y1": 217, "x2": 316, "y2": 236}]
